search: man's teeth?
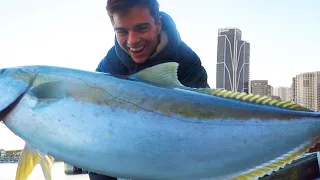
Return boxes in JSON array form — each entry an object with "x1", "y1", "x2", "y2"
[{"x1": 129, "y1": 46, "x2": 144, "y2": 52}]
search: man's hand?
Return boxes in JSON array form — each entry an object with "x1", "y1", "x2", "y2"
[{"x1": 307, "y1": 143, "x2": 320, "y2": 153}]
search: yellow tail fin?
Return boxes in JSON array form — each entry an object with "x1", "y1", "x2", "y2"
[
  {"x1": 15, "y1": 143, "x2": 54, "y2": 180},
  {"x1": 40, "y1": 155, "x2": 55, "y2": 180}
]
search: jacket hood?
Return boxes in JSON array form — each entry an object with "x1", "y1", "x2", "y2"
[{"x1": 114, "y1": 11, "x2": 182, "y2": 73}]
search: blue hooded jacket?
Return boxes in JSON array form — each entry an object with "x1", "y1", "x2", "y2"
[{"x1": 96, "y1": 11, "x2": 209, "y2": 88}]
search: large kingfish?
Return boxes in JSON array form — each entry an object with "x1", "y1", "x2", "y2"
[{"x1": 0, "y1": 62, "x2": 320, "y2": 180}]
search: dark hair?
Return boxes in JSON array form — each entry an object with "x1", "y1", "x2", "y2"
[{"x1": 106, "y1": 0, "x2": 160, "y2": 22}]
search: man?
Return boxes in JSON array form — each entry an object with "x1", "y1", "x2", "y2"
[{"x1": 89, "y1": 0, "x2": 209, "y2": 179}]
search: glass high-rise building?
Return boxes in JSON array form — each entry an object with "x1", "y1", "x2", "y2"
[{"x1": 216, "y1": 28, "x2": 250, "y2": 93}]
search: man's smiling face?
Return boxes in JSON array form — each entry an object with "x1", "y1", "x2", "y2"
[{"x1": 112, "y1": 6, "x2": 162, "y2": 64}]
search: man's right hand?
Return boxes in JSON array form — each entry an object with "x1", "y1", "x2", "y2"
[{"x1": 307, "y1": 143, "x2": 320, "y2": 153}]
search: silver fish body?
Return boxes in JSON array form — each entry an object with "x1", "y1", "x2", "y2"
[{"x1": 1, "y1": 63, "x2": 320, "y2": 180}]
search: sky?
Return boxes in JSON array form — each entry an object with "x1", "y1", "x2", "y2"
[{"x1": 0, "y1": 0, "x2": 319, "y2": 150}]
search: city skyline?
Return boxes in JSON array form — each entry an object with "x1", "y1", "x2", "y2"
[
  {"x1": 249, "y1": 70, "x2": 320, "y2": 113},
  {"x1": 214, "y1": 26, "x2": 319, "y2": 109},
  {"x1": 215, "y1": 26, "x2": 319, "y2": 97}
]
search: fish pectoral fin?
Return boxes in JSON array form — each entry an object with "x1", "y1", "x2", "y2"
[
  {"x1": 29, "y1": 81, "x2": 70, "y2": 100},
  {"x1": 230, "y1": 136, "x2": 320, "y2": 180},
  {"x1": 15, "y1": 144, "x2": 41, "y2": 180},
  {"x1": 39, "y1": 154, "x2": 55, "y2": 180},
  {"x1": 130, "y1": 62, "x2": 185, "y2": 88}
]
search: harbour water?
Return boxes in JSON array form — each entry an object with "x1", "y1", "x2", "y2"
[{"x1": 0, "y1": 162, "x2": 89, "y2": 180}]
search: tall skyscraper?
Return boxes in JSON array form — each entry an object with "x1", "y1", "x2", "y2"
[
  {"x1": 293, "y1": 71, "x2": 320, "y2": 111},
  {"x1": 216, "y1": 28, "x2": 250, "y2": 93}
]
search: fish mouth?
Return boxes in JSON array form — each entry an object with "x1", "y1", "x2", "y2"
[
  {"x1": 0, "y1": 68, "x2": 5, "y2": 75},
  {"x1": 0, "y1": 86, "x2": 30, "y2": 123},
  {"x1": 0, "y1": 67, "x2": 37, "y2": 123}
]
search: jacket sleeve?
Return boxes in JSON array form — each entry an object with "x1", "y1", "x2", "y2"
[{"x1": 177, "y1": 42, "x2": 210, "y2": 88}]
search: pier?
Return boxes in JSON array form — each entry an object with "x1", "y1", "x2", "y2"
[
  {"x1": 0, "y1": 156, "x2": 19, "y2": 163},
  {"x1": 0, "y1": 149, "x2": 20, "y2": 163}
]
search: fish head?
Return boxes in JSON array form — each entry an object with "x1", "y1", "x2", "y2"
[{"x1": 0, "y1": 66, "x2": 37, "y2": 121}]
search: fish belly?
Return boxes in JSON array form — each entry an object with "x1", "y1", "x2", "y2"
[{"x1": 4, "y1": 95, "x2": 320, "y2": 180}]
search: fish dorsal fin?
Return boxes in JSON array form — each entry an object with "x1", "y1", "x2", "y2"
[
  {"x1": 230, "y1": 136, "x2": 320, "y2": 180},
  {"x1": 130, "y1": 62, "x2": 184, "y2": 88},
  {"x1": 191, "y1": 88, "x2": 313, "y2": 112}
]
